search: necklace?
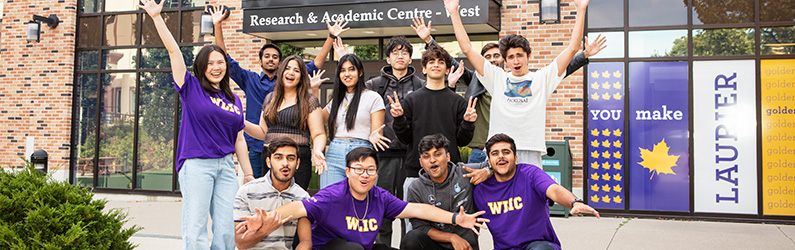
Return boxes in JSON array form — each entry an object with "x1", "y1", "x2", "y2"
[{"x1": 351, "y1": 193, "x2": 370, "y2": 221}]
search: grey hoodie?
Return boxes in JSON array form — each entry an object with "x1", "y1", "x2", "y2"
[{"x1": 406, "y1": 161, "x2": 488, "y2": 250}]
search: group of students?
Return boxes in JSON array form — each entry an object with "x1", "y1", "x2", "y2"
[{"x1": 139, "y1": 0, "x2": 605, "y2": 249}]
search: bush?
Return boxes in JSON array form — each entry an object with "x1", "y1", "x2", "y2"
[{"x1": 0, "y1": 164, "x2": 141, "y2": 249}]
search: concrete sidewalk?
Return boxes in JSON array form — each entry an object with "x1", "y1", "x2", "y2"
[{"x1": 100, "y1": 194, "x2": 795, "y2": 250}]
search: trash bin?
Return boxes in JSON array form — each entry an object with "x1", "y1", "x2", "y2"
[{"x1": 542, "y1": 140, "x2": 572, "y2": 217}]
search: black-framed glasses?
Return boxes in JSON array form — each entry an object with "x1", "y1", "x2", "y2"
[{"x1": 349, "y1": 167, "x2": 377, "y2": 176}]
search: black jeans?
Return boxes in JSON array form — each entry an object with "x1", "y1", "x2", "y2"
[
  {"x1": 375, "y1": 155, "x2": 407, "y2": 245},
  {"x1": 262, "y1": 145, "x2": 312, "y2": 190},
  {"x1": 320, "y1": 238, "x2": 395, "y2": 250},
  {"x1": 400, "y1": 229, "x2": 449, "y2": 250}
]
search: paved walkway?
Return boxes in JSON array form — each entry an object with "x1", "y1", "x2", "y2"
[{"x1": 100, "y1": 194, "x2": 795, "y2": 250}]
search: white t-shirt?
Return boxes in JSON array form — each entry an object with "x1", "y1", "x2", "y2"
[
  {"x1": 324, "y1": 89, "x2": 385, "y2": 140},
  {"x1": 476, "y1": 59, "x2": 564, "y2": 153}
]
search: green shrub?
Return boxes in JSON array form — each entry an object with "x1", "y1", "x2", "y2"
[{"x1": 0, "y1": 164, "x2": 141, "y2": 249}]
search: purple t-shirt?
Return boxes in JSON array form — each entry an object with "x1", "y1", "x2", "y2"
[
  {"x1": 473, "y1": 164, "x2": 560, "y2": 250},
  {"x1": 174, "y1": 71, "x2": 245, "y2": 171},
  {"x1": 302, "y1": 179, "x2": 408, "y2": 250}
]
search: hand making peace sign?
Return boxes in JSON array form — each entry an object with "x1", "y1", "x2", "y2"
[
  {"x1": 464, "y1": 96, "x2": 478, "y2": 122},
  {"x1": 386, "y1": 92, "x2": 404, "y2": 117}
]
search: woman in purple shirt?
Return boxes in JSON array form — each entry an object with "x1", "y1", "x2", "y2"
[
  {"x1": 243, "y1": 55, "x2": 328, "y2": 190},
  {"x1": 140, "y1": 1, "x2": 254, "y2": 249}
]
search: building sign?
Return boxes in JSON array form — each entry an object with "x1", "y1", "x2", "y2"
[
  {"x1": 628, "y1": 62, "x2": 690, "y2": 212},
  {"x1": 242, "y1": 0, "x2": 499, "y2": 40},
  {"x1": 693, "y1": 60, "x2": 757, "y2": 214},
  {"x1": 242, "y1": 0, "x2": 424, "y2": 9},
  {"x1": 761, "y1": 59, "x2": 795, "y2": 216},
  {"x1": 586, "y1": 62, "x2": 625, "y2": 210}
]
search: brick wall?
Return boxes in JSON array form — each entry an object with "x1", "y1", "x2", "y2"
[
  {"x1": 0, "y1": 0, "x2": 77, "y2": 174},
  {"x1": 501, "y1": 0, "x2": 585, "y2": 189}
]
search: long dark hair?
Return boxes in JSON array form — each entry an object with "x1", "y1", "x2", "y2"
[
  {"x1": 328, "y1": 54, "x2": 366, "y2": 139},
  {"x1": 192, "y1": 44, "x2": 234, "y2": 102},
  {"x1": 264, "y1": 55, "x2": 312, "y2": 131}
]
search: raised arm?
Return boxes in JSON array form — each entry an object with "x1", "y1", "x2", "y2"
[
  {"x1": 210, "y1": 5, "x2": 228, "y2": 54},
  {"x1": 314, "y1": 18, "x2": 350, "y2": 68},
  {"x1": 444, "y1": 0, "x2": 486, "y2": 76},
  {"x1": 236, "y1": 201, "x2": 308, "y2": 240},
  {"x1": 554, "y1": 0, "x2": 589, "y2": 76},
  {"x1": 140, "y1": 0, "x2": 186, "y2": 87}
]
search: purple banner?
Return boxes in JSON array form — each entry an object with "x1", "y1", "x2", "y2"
[
  {"x1": 628, "y1": 62, "x2": 690, "y2": 212},
  {"x1": 586, "y1": 62, "x2": 625, "y2": 210}
]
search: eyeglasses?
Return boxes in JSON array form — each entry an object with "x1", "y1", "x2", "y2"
[
  {"x1": 349, "y1": 167, "x2": 377, "y2": 176},
  {"x1": 390, "y1": 51, "x2": 410, "y2": 58}
]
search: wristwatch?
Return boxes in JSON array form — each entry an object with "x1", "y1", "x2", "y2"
[{"x1": 570, "y1": 198, "x2": 584, "y2": 208}]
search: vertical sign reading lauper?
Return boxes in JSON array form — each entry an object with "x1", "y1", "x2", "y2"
[
  {"x1": 761, "y1": 59, "x2": 795, "y2": 216},
  {"x1": 586, "y1": 62, "x2": 625, "y2": 210},
  {"x1": 628, "y1": 62, "x2": 690, "y2": 212},
  {"x1": 693, "y1": 60, "x2": 757, "y2": 214}
]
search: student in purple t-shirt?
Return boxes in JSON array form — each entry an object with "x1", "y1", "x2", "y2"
[
  {"x1": 140, "y1": 1, "x2": 255, "y2": 249},
  {"x1": 473, "y1": 134, "x2": 600, "y2": 250},
  {"x1": 237, "y1": 147, "x2": 490, "y2": 250}
]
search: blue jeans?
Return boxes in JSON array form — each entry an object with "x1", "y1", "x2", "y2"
[
  {"x1": 320, "y1": 138, "x2": 372, "y2": 189},
  {"x1": 248, "y1": 147, "x2": 264, "y2": 178},
  {"x1": 468, "y1": 148, "x2": 487, "y2": 164},
  {"x1": 178, "y1": 154, "x2": 238, "y2": 250}
]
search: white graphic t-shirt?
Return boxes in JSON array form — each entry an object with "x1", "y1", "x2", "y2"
[{"x1": 476, "y1": 59, "x2": 564, "y2": 153}]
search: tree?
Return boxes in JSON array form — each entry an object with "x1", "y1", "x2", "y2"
[
  {"x1": 667, "y1": 28, "x2": 754, "y2": 57},
  {"x1": 354, "y1": 45, "x2": 380, "y2": 61}
]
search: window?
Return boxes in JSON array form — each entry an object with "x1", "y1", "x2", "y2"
[{"x1": 73, "y1": 0, "x2": 208, "y2": 192}]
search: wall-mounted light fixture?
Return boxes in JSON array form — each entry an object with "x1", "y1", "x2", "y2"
[
  {"x1": 540, "y1": 0, "x2": 561, "y2": 24},
  {"x1": 201, "y1": 5, "x2": 230, "y2": 36},
  {"x1": 26, "y1": 14, "x2": 60, "y2": 42}
]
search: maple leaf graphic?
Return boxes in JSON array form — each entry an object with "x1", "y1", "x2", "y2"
[
  {"x1": 602, "y1": 93, "x2": 611, "y2": 100},
  {"x1": 613, "y1": 129, "x2": 622, "y2": 137},
  {"x1": 602, "y1": 151, "x2": 611, "y2": 158},
  {"x1": 613, "y1": 162, "x2": 623, "y2": 170},
  {"x1": 613, "y1": 184, "x2": 622, "y2": 192},
  {"x1": 613, "y1": 70, "x2": 622, "y2": 78},
  {"x1": 602, "y1": 173, "x2": 611, "y2": 181},
  {"x1": 601, "y1": 140, "x2": 611, "y2": 148},
  {"x1": 612, "y1": 93, "x2": 622, "y2": 100},
  {"x1": 591, "y1": 71, "x2": 600, "y2": 79},
  {"x1": 613, "y1": 81, "x2": 622, "y2": 89},
  {"x1": 591, "y1": 93, "x2": 601, "y2": 100},
  {"x1": 638, "y1": 139, "x2": 680, "y2": 180},
  {"x1": 591, "y1": 140, "x2": 600, "y2": 147},
  {"x1": 591, "y1": 150, "x2": 600, "y2": 158},
  {"x1": 591, "y1": 129, "x2": 600, "y2": 136},
  {"x1": 602, "y1": 162, "x2": 611, "y2": 170},
  {"x1": 613, "y1": 173, "x2": 622, "y2": 181},
  {"x1": 591, "y1": 194, "x2": 600, "y2": 203},
  {"x1": 601, "y1": 82, "x2": 611, "y2": 89},
  {"x1": 602, "y1": 129, "x2": 611, "y2": 136},
  {"x1": 591, "y1": 173, "x2": 600, "y2": 180},
  {"x1": 591, "y1": 184, "x2": 599, "y2": 192},
  {"x1": 591, "y1": 82, "x2": 600, "y2": 89},
  {"x1": 613, "y1": 140, "x2": 623, "y2": 148},
  {"x1": 613, "y1": 196, "x2": 622, "y2": 203},
  {"x1": 591, "y1": 161, "x2": 600, "y2": 169},
  {"x1": 601, "y1": 184, "x2": 611, "y2": 192},
  {"x1": 601, "y1": 195, "x2": 611, "y2": 203},
  {"x1": 602, "y1": 71, "x2": 611, "y2": 78},
  {"x1": 613, "y1": 151, "x2": 623, "y2": 159}
]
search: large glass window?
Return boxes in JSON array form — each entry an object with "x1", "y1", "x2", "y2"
[
  {"x1": 692, "y1": 28, "x2": 754, "y2": 56},
  {"x1": 761, "y1": 26, "x2": 795, "y2": 55},
  {"x1": 629, "y1": 0, "x2": 687, "y2": 27},
  {"x1": 629, "y1": 30, "x2": 687, "y2": 57},
  {"x1": 587, "y1": 0, "x2": 623, "y2": 28},
  {"x1": 692, "y1": 0, "x2": 754, "y2": 25},
  {"x1": 587, "y1": 32, "x2": 624, "y2": 59},
  {"x1": 74, "y1": 0, "x2": 207, "y2": 192},
  {"x1": 760, "y1": 0, "x2": 795, "y2": 22}
]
